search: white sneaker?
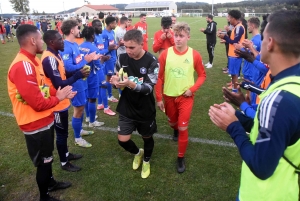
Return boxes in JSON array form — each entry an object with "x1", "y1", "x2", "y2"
[
  {"x1": 89, "y1": 121, "x2": 105, "y2": 127},
  {"x1": 85, "y1": 115, "x2": 98, "y2": 123},
  {"x1": 75, "y1": 138, "x2": 92, "y2": 148},
  {"x1": 108, "y1": 96, "x2": 118, "y2": 103},
  {"x1": 204, "y1": 62, "x2": 210, "y2": 67},
  {"x1": 206, "y1": 63, "x2": 213, "y2": 68}
]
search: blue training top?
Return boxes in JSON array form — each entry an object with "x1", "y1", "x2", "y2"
[{"x1": 59, "y1": 40, "x2": 88, "y2": 92}]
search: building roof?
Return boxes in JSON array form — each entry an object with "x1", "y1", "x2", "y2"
[
  {"x1": 125, "y1": 1, "x2": 174, "y2": 9},
  {"x1": 78, "y1": 5, "x2": 118, "y2": 11}
]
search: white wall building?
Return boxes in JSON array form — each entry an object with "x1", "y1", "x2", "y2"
[{"x1": 125, "y1": 1, "x2": 177, "y2": 13}]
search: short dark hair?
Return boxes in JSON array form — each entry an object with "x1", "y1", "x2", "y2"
[
  {"x1": 128, "y1": 18, "x2": 132, "y2": 22},
  {"x1": 43, "y1": 30, "x2": 59, "y2": 45},
  {"x1": 267, "y1": 10, "x2": 300, "y2": 57},
  {"x1": 207, "y1": 14, "x2": 213, "y2": 20},
  {"x1": 61, "y1": 19, "x2": 78, "y2": 35},
  {"x1": 120, "y1": 17, "x2": 128, "y2": 24},
  {"x1": 139, "y1": 13, "x2": 146, "y2": 18},
  {"x1": 228, "y1": 10, "x2": 241, "y2": 20},
  {"x1": 248, "y1": 17, "x2": 260, "y2": 28},
  {"x1": 123, "y1": 29, "x2": 143, "y2": 44},
  {"x1": 92, "y1": 19, "x2": 101, "y2": 27},
  {"x1": 161, "y1": 17, "x2": 172, "y2": 28},
  {"x1": 16, "y1": 24, "x2": 38, "y2": 45},
  {"x1": 105, "y1": 16, "x2": 116, "y2": 26},
  {"x1": 82, "y1": 26, "x2": 95, "y2": 40},
  {"x1": 99, "y1": 12, "x2": 104, "y2": 19}
]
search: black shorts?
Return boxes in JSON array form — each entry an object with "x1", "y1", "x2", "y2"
[
  {"x1": 118, "y1": 115, "x2": 157, "y2": 137},
  {"x1": 24, "y1": 125, "x2": 55, "y2": 167}
]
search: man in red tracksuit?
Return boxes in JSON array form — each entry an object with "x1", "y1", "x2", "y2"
[
  {"x1": 152, "y1": 16, "x2": 175, "y2": 55},
  {"x1": 133, "y1": 13, "x2": 148, "y2": 51}
]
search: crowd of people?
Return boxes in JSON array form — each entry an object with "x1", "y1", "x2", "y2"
[{"x1": 6, "y1": 9, "x2": 300, "y2": 201}]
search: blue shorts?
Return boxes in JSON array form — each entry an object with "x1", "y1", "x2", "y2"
[
  {"x1": 228, "y1": 57, "x2": 242, "y2": 76},
  {"x1": 87, "y1": 87, "x2": 98, "y2": 99},
  {"x1": 104, "y1": 59, "x2": 116, "y2": 76},
  {"x1": 71, "y1": 90, "x2": 87, "y2": 107}
]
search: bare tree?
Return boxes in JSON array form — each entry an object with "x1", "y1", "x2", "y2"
[{"x1": 9, "y1": 0, "x2": 30, "y2": 14}]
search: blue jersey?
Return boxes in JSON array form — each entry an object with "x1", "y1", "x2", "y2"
[
  {"x1": 102, "y1": 28, "x2": 116, "y2": 61},
  {"x1": 242, "y1": 34, "x2": 262, "y2": 81},
  {"x1": 59, "y1": 40, "x2": 88, "y2": 92},
  {"x1": 252, "y1": 54, "x2": 269, "y2": 86},
  {"x1": 79, "y1": 41, "x2": 101, "y2": 89},
  {"x1": 4, "y1": 24, "x2": 10, "y2": 33},
  {"x1": 94, "y1": 34, "x2": 108, "y2": 55}
]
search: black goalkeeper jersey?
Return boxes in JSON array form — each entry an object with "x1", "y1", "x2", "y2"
[{"x1": 116, "y1": 51, "x2": 159, "y2": 121}]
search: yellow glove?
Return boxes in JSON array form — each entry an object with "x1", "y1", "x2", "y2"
[
  {"x1": 15, "y1": 90, "x2": 27, "y2": 104},
  {"x1": 82, "y1": 65, "x2": 91, "y2": 80},
  {"x1": 39, "y1": 85, "x2": 50, "y2": 99}
]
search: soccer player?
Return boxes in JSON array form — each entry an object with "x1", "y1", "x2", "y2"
[
  {"x1": 156, "y1": 22, "x2": 206, "y2": 173},
  {"x1": 152, "y1": 16, "x2": 174, "y2": 55},
  {"x1": 209, "y1": 10, "x2": 300, "y2": 201},
  {"x1": 116, "y1": 17, "x2": 128, "y2": 57},
  {"x1": 42, "y1": 30, "x2": 91, "y2": 172},
  {"x1": 4, "y1": 21, "x2": 13, "y2": 42},
  {"x1": 200, "y1": 14, "x2": 217, "y2": 69},
  {"x1": 80, "y1": 27, "x2": 108, "y2": 125},
  {"x1": 102, "y1": 16, "x2": 119, "y2": 103},
  {"x1": 8, "y1": 24, "x2": 74, "y2": 201},
  {"x1": 59, "y1": 19, "x2": 97, "y2": 148},
  {"x1": 110, "y1": 29, "x2": 159, "y2": 179},
  {"x1": 218, "y1": 10, "x2": 245, "y2": 92},
  {"x1": 92, "y1": 19, "x2": 116, "y2": 115},
  {"x1": 133, "y1": 14, "x2": 148, "y2": 51},
  {"x1": 126, "y1": 18, "x2": 133, "y2": 31}
]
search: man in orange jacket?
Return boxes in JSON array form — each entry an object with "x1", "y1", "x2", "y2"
[{"x1": 7, "y1": 24, "x2": 75, "y2": 201}]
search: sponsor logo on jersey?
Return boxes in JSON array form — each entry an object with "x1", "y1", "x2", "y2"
[
  {"x1": 79, "y1": 47, "x2": 90, "y2": 52},
  {"x1": 140, "y1": 67, "x2": 147, "y2": 74},
  {"x1": 75, "y1": 55, "x2": 82, "y2": 64},
  {"x1": 97, "y1": 44, "x2": 104, "y2": 50},
  {"x1": 62, "y1": 54, "x2": 69, "y2": 60},
  {"x1": 109, "y1": 40, "x2": 115, "y2": 45},
  {"x1": 128, "y1": 76, "x2": 144, "y2": 85}
]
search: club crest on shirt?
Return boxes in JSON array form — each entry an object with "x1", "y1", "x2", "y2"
[
  {"x1": 140, "y1": 67, "x2": 147, "y2": 74},
  {"x1": 62, "y1": 54, "x2": 69, "y2": 60}
]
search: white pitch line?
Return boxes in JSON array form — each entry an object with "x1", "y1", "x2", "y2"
[{"x1": 0, "y1": 111, "x2": 236, "y2": 148}]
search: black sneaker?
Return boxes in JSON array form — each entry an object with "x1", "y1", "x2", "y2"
[
  {"x1": 40, "y1": 195, "x2": 61, "y2": 201},
  {"x1": 61, "y1": 162, "x2": 81, "y2": 172},
  {"x1": 67, "y1": 153, "x2": 83, "y2": 161},
  {"x1": 176, "y1": 157, "x2": 186, "y2": 173},
  {"x1": 173, "y1": 130, "x2": 178, "y2": 142},
  {"x1": 48, "y1": 181, "x2": 72, "y2": 192}
]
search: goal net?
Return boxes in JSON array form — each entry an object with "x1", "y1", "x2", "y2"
[{"x1": 180, "y1": 9, "x2": 203, "y2": 17}]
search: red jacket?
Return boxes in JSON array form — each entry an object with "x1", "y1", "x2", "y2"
[{"x1": 152, "y1": 29, "x2": 175, "y2": 54}]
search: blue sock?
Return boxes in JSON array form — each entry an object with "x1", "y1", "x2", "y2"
[
  {"x1": 101, "y1": 87, "x2": 109, "y2": 108},
  {"x1": 80, "y1": 113, "x2": 84, "y2": 123},
  {"x1": 88, "y1": 102, "x2": 96, "y2": 123},
  {"x1": 72, "y1": 117, "x2": 82, "y2": 139},
  {"x1": 85, "y1": 102, "x2": 89, "y2": 118},
  {"x1": 98, "y1": 87, "x2": 102, "y2": 105},
  {"x1": 106, "y1": 82, "x2": 112, "y2": 97}
]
